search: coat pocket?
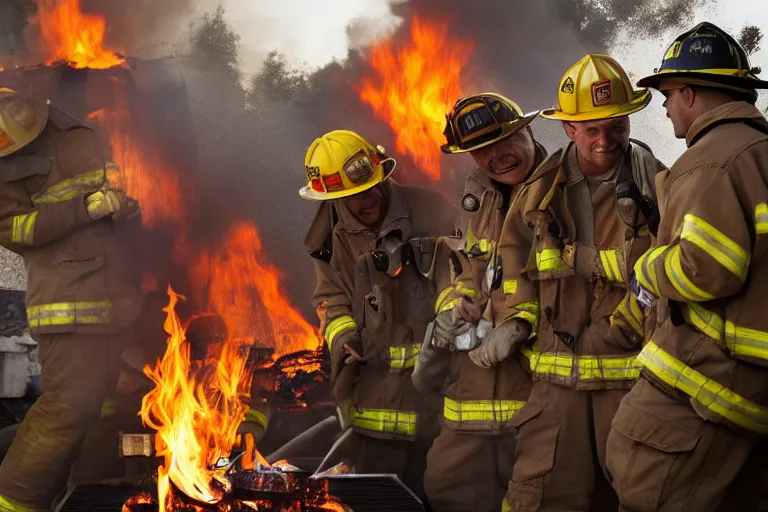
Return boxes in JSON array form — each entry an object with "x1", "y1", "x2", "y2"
[
  {"x1": 607, "y1": 384, "x2": 701, "y2": 511},
  {"x1": 509, "y1": 402, "x2": 559, "y2": 480}
]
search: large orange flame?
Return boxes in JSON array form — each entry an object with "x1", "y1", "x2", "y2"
[
  {"x1": 190, "y1": 222, "x2": 320, "y2": 357},
  {"x1": 140, "y1": 286, "x2": 252, "y2": 510},
  {"x1": 87, "y1": 85, "x2": 187, "y2": 229},
  {"x1": 358, "y1": 16, "x2": 473, "y2": 181},
  {"x1": 38, "y1": 0, "x2": 125, "y2": 69}
]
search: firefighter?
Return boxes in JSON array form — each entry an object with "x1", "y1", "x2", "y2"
[
  {"x1": 411, "y1": 93, "x2": 545, "y2": 512},
  {"x1": 0, "y1": 89, "x2": 142, "y2": 511},
  {"x1": 605, "y1": 22, "x2": 768, "y2": 512},
  {"x1": 487, "y1": 55, "x2": 667, "y2": 512},
  {"x1": 300, "y1": 129, "x2": 455, "y2": 503}
]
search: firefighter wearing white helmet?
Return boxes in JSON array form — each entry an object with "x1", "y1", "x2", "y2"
[
  {"x1": 489, "y1": 55, "x2": 668, "y2": 512},
  {"x1": 410, "y1": 93, "x2": 546, "y2": 512},
  {"x1": 606, "y1": 22, "x2": 768, "y2": 511},
  {"x1": 300, "y1": 129, "x2": 456, "y2": 505},
  {"x1": 0, "y1": 88, "x2": 142, "y2": 512}
]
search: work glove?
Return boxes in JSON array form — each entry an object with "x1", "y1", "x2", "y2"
[
  {"x1": 85, "y1": 187, "x2": 140, "y2": 221},
  {"x1": 330, "y1": 330, "x2": 365, "y2": 383},
  {"x1": 412, "y1": 331, "x2": 450, "y2": 394},
  {"x1": 116, "y1": 346, "x2": 153, "y2": 395},
  {"x1": 433, "y1": 297, "x2": 484, "y2": 349},
  {"x1": 469, "y1": 318, "x2": 530, "y2": 369}
]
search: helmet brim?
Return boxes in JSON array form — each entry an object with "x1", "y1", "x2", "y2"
[
  {"x1": 441, "y1": 111, "x2": 540, "y2": 154},
  {"x1": 298, "y1": 158, "x2": 396, "y2": 201},
  {"x1": 637, "y1": 70, "x2": 768, "y2": 91},
  {"x1": 540, "y1": 90, "x2": 651, "y2": 122}
]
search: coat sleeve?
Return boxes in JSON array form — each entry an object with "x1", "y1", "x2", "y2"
[
  {"x1": 311, "y1": 257, "x2": 356, "y2": 353},
  {"x1": 634, "y1": 165, "x2": 751, "y2": 303},
  {"x1": 0, "y1": 128, "x2": 102, "y2": 249},
  {"x1": 492, "y1": 188, "x2": 538, "y2": 332}
]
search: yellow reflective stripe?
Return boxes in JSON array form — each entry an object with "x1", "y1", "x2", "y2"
[
  {"x1": 389, "y1": 343, "x2": 421, "y2": 370},
  {"x1": 599, "y1": 249, "x2": 624, "y2": 283},
  {"x1": 101, "y1": 399, "x2": 117, "y2": 418},
  {"x1": 525, "y1": 346, "x2": 640, "y2": 382},
  {"x1": 324, "y1": 315, "x2": 356, "y2": 350},
  {"x1": 438, "y1": 299, "x2": 459, "y2": 314},
  {"x1": 351, "y1": 408, "x2": 417, "y2": 436},
  {"x1": 536, "y1": 248, "x2": 569, "y2": 272},
  {"x1": 503, "y1": 279, "x2": 518, "y2": 295},
  {"x1": 443, "y1": 397, "x2": 525, "y2": 423},
  {"x1": 466, "y1": 238, "x2": 493, "y2": 256},
  {"x1": 635, "y1": 245, "x2": 665, "y2": 295},
  {"x1": 611, "y1": 296, "x2": 643, "y2": 336},
  {"x1": 434, "y1": 286, "x2": 454, "y2": 314},
  {"x1": 725, "y1": 322, "x2": 768, "y2": 362},
  {"x1": 638, "y1": 341, "x2": 768, "y2": 434},
  {"x1": 27, "y1": 301, "x2": 111, "y2": 328},
  {"x1": 11, "y1": 211, "x2": 37, "y2": 245},
  {"x1": 664, "y1": 246, "x2": 715, "y2": 302},
  {"x1": 755, "y1": 203, "x2": 768, "y2": 235},
  {"x1": 682, "y1": 303, "x2": 725, "y2": 349},
  {"x1": 0, "y1": 494, "x2": 42, "y2": 512},
  {"x1": 243, "y1": 407, "x2": 269, "y2": 429},
  {"x1": 511, "y1": 302, "x2": 540, "y2": 334},
  {"x1": 31, "y1": 169, "x2": 105, "y2": 204},
  {"x1": 455, "y1": 282, "x2": 477, "y2": 297},
  {"x1": 681, "y1": 214, "x2": 749, "y2": 281}
]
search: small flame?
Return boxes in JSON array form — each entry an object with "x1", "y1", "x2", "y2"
[
  {"x1": 139, "y1": 286, "x2": 252, "y2": 510},
  {"x1": 358, "y1": 16, "x2": 473, "y2": 181},
  {"x1": 39, "y1": 0, "x2": 125, "y2": 69},
  {"x1": 190, "y1": 222, "x2": 320, "y2": 357},
  {"x1": 87, "y1": 85, "x2": 187, "y2": 229}
]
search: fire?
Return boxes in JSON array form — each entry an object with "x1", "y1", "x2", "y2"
[
  {"x1": 38, "y1": 0, "x2": 125, "y2": 69},
  {"x1": 190, "y1": 221, "x2": 320, "y2": 357},
  {"x1": 139, "y1": 286, "x2": 252, "y2": 510},
  {"x1": 87, "y1": 84, "x2": 187, "y2": 229},
  {"x1": 358, "y1": 16, "x2": 473, "y2": 181}
]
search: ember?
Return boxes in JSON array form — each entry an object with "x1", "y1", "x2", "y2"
[
  {"x1": 39, "y1": 0, "x2": 125, "y2": 69},
  {"x1": 358, "y1": 16, "x2": 473, "y2": 181}
]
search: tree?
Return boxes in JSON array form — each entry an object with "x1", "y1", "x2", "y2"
[
  {"x1": 739, "y1": 25, "x2": 763, "y2": 56},
  {"x1": 246, "y1": 51, "x2": 310, "y2": 105},
  {"x1": 189, "y1": 5, "x2": 241, "y2": 82}
]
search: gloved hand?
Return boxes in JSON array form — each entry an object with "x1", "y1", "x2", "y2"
[
  {"x1": 629, "y1": 271, "x2": 657, "y2": 309},
  {"x1": 331, "y1": 330, "x2": 365, "y2": 382},
  {"x1": 86, "y1": 187, "x2": 140, "y2": 221},
  {"x1": 412, "y1": 328, "x2": 450, "y2": 394},
  {"x1": 433, "y1": 297, "x2": 483, "y2": 349},
  {"x1": 116, "y1": 346, "x2": 153, "y2": 395},
  {"x1": 469, "y1": 318, "x2": 530, "y2": 369}
]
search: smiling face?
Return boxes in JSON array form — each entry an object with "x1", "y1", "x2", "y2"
[
  {"x1": 563, "y1": 116, "x2": 631, "y2": 176},
  {"x1": 469, "y1": 129, "x2": 537, "y2": 186},
  {"x1": 341, "y1": 185, "x2": 385, "y2": 226}
]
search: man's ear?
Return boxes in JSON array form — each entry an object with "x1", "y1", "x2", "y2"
[
  {"x1": 563, "y1": 121, "x2": 577, "y2": 141},
  {"x1": 682, "y1": 86, "x2": 696, "y2": 108}
]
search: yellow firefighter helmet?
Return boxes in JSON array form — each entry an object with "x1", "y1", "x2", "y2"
[
  {"x1": 299, "y1": 130, "x2": 396, "y2": 201},
  {"x1": 541, "y1": 54, "x2": 651, "y2": 122},
  {"x1": 0, "y1": 88, "x2": 49, "y2": 157}
]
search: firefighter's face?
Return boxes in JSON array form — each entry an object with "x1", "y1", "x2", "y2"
[
  {"x1": 660, "y1": 82, "x2": 694, "y2": 139},
  {"x1": 343, "y1": 186, "x2": 385, "y2": 226},
  {"x1": 564, "y1": 117, "x2": 631, "y2": 175},
  {"x1": 469, "y1": 130, "x2": 537, "y2": 186}
]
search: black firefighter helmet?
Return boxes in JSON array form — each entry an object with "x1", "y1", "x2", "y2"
[{"x1": 637, "y1": 22, "x2": 768, "y2": 102}]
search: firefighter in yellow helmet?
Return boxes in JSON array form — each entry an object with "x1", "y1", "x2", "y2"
[
  {"x1": 0, "y1": 89, "x2": 142, "y2": 511},
  {"x1": 489, "y1": 55, "x2": 667, "y2": 512},
  {"x1": 300, "y1": 129, "x2": 456, "y2": 504},
  {"x1": 605, "y1": 22, "x2": 768, "y2": 512},
  {"x1": 410, "y1": 93, "x2": 545, "y2": 512}
]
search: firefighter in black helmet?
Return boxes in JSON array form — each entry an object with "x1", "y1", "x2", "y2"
[{"x1": 606, "y1": 22, "x2": 768, "y2": 512}]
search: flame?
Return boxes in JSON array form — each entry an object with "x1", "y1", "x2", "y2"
[
  {"x1": 358, "y1": 16, "x2": 473, "y2": 181},
  {"x1": 190, "y1": 221, "x2": 320, "y2": 357},
  {"x1": 87, "y1": 85, "x2": 186, "y2": 229},
  {"x1": 38, "y1": 0, "x2": 125, "y2": 69},
  {"x1": 140, "y1": 286, "x2": 252, "y2": 510}
]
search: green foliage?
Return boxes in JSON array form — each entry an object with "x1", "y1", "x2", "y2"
[
  {"x1": 189, "y1": 5, "x2": 241, "y2": 82},
  {"x1": 247, "y1": 51, "x2": 310, "y2": 104}
]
